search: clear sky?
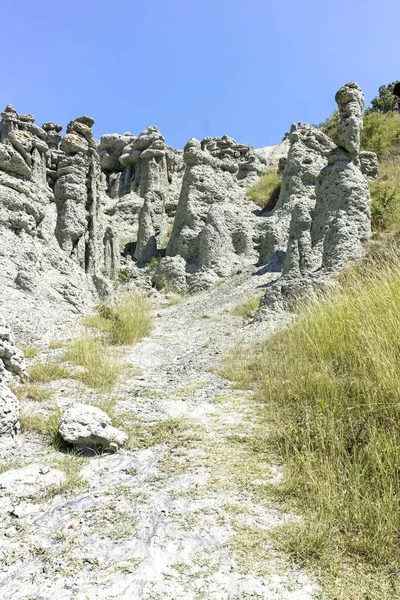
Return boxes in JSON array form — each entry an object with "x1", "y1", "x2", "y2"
[{"x1": 2, "y1": 0, "x2": 399, "y2": 149}]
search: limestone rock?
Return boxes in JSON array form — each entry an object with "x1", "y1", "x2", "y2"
[
  {"x1": 311, "y1": 148, "x2": 371, "y2": 271},
  {"x1": 0, "y1": 314, "x2": 26, "y2": 438},
  {"x1": 258, "y1": 82, "x2": 373, "y2": 315},
  {"x1": 160, "y1": 135, "x2": 259, "y2": 291},
  {"x1": 360, "y1": 151, "x2": 379, "y2": 180},
  {"x1": 335, "y1": 82, "x2": 364, "y2": 155},
  {"x1": 59, "y1": 404, "x2": 127, "y2": 450},
  {"x1": 0, "y1": 464, "x2": 66, "y2": 498},
  {"x1": 0, "y1": 384, "x2": 19, "y2": 437},
  {"x1": 259, "y1": 124, "x2": 335, "y2": 266}
]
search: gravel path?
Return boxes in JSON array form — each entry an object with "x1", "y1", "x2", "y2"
[{"x1": 0, "y1": 267, "x2": 319, "y2": 599}]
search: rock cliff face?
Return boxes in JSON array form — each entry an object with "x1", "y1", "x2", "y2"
[{"x1": 0, "y1": 81, "x2": 376, "y2": 339}]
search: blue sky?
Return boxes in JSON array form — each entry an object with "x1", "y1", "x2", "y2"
[{"x1": 2, "y1": 0, "x2": 399, "y2": 149}]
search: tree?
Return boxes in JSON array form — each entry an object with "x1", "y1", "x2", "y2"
[{"x1": 366, "y1": 81, "x2": 400, "y2": 114}]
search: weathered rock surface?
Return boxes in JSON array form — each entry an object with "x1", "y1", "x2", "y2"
[
  {"x1": 59, "y1": 404, "x2": 127, "y2": 450},
  {"x1": 258, "y1": 82, "x2": 374, "y2": 314},
  {"x1": 0, "y1": 314, "x2": 26, "y2": 437},
  {"x1": 0, "y1": 106, "x2": 117, "y2": 341},
  {"x1": 156, "y1": 136, "x2": 264, "y2": 292}
]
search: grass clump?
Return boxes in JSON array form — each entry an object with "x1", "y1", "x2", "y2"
[
  {"x1": 247, "y1": 170, "x2": 281, "y2": 210},
  {"x1": 20, "y1": 409, "x2": 62, "y2": 446},
  {"x1": 84, "y1": 295, "x2": 153, "y2": 345},
  {"x1": 224, "y1": 256, "x2": 400, "y2": 596},
  {"x1": 29, "y1": 361, "x2": 70, "y2": 383},
  {"x1": 64, "y1": 337, "x2": 121, "y2": 390},
  {"x1": 21, "y1": 346, "x2": 39, "y2": 359},
  {"x1": 49, "y1": 339, "x2": 66, "y2": 350},
  {"x1": 232, "y1": 293, "x2": 262, "y2": 318},
  {"x1": 11, "y1": 383, "x2": 53, "y2": 402}
]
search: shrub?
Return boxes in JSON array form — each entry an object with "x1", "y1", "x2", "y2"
[
  {"x1": 361, "y1": 111, "x2": 400, "y2": 156},
  {"x1": 247, "y1": 171, "x2": 281, "y2": 210}
]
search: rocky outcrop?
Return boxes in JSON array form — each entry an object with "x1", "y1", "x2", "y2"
[
  {"x1": 259, "y1": 124, "x2": 335, "y2": 267},
  {"x1": 59, "y1": 404, "x2": 127, "y2": 451},
  {"x1": 0, "y1": 314, "x2": 26, "y2": 438},
  {"x1": 259, "y1": 82, "x2": 374, "y2": 314},
  {"x1": 100, "y1": 126, "x2": 184, "y2": 261},
  {"x1": 0, "y1": 106, "x2": 116, "y2": 340},
  {"x1": 154, "y1": 136, "x2": 266, "y2": 292}
]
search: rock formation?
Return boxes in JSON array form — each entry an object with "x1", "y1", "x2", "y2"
[
  {"x1": 0, "y1": 81, "x2": 375, "y2": 339},
  {"x1": 154, "y1": 135, "x2": 270, "y2": 292},
  {"x1": 259, "y1": 82, "x2": 374, "y2": 313},
  {"x1": 100, "y1": 126, "x2": 185, "y2": 262},
  {"x1": 0, "y1": 314, "x2": 26, "y2": 437},
  {"x1": 0, "y1": 106, "x2": 115, "y2": 340}
]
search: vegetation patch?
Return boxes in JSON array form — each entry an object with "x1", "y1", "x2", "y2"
[
  {"x1": 11, "y1": 383, "x2": 53, "y2": 402},
  {"x1": 84, "y1": 295, "x2": 153, "y2": 345},
  {"x1": 232, "y1": 293, "x2": 262, "y2": 318},
  {"x1": 222, "y1": 255, "x2": 400, "y2": 598},
  {"x1": 247, "y1": 170, "x2": 281, "y2": 210},
  {"x1": 20, "y1": 409, "x2": 62, "y2": 446},
  {"x1": 21, "y1": 346, "x2": 39, "y2": 359},
  {"x1": 29, "y1": 361, "x2": 71, "y2": 383},
  {"x1": 64, "y1": 337, "x2": 122, "y2": 390}
]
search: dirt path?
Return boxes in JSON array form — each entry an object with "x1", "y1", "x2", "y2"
[{"x1": 0, "y1": 268, "x2": 318, "y2": 599}]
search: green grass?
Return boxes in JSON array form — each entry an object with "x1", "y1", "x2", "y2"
[
  {"x1": 49, "y1": 339, "x2": 67, "y2": 350},
  {"x1": 232, "y1": 293, "x2": 262, "y2": 318},
  {"x1": 64, "y1": 337, "x2": 122, "y2": 390},
  {"x1": 247, "y1": 170, "x2": 281, "y2": 210},
  {"x1": 84, "y1": 296, "x2": 153, "y2": 345},
  {"x1": 10, "y1": 383, "x2": 53, "y2": 402},
  {"x1": 370, "y1": 158, "x2": 400, "y2": 232},
  {"x1": 21, "y1": 346, "x2": 39, "y2": 359},
  {"x1": 20, "y1": 409, "x2": 62, "y2": 446},
  {"x1": 29, "y1": 361, "x2": 71, "y2": 383},
  {"x1": 222, "y1": 255, "x2": 400, "y2": 597}
]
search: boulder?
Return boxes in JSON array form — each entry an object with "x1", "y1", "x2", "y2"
[{"x1": 59, "y1": 404, "x2": 127, "y2": 451}]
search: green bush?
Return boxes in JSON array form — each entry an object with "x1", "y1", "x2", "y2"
[
  {"x1": 370, "y1": 159, "x2": 400, "y2": 231},
  {"x1": 361, "y1": 112, "x2": 400, "y2": 156},
  {"x1": 247, "y1": 171, "x2": 281, "y2": 210}
]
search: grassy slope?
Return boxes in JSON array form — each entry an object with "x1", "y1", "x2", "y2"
[{"x1": 224, "y1": 113, "x2": 400, "y2": 597}]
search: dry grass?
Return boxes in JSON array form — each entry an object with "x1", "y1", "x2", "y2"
[
  {"x1": 64, "y1": 337, "x2": 122, "y2": 390},
  {"x1": 232, "y1": 293, "x2": 262, "y2": 318},
  {"x1": 222, "y1": 251, "x2": 400, "y2": 597},
  {"x1": 84, "y1": 296, "x2": 153, "y2": 345},
  {"x1": 247, "y1": 170, "x2": 281, "y2": 210},
  {"x1": 29, "y1": 361, "x2": 71, "y2": 383}
]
